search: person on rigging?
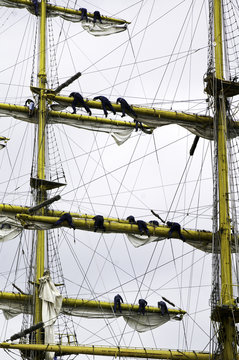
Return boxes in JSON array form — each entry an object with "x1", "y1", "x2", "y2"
[
  {"x1": 116, "y1": 97, "x2": 138, "y2": 119},
  {"x1": 114, "y1": 294, "x2": 124, "y2": 313},
  {"x1": 79, "y1": 8, "x2": 88, "y2": 21},
  {"x1": 31, "y1": 0, "x2": 39, "y2": 16},
  {"x1": 126, "y1": 215, "x2": 136, "y2": 224},
  {"x1": 52, "y1": 213, "x2": 76, "y2": 230},
  {"x1": 93, "y1": 215, "x2": 105, "y2": 232},
  {"x1": 158, "y1": 301, "x2": 169, "y2": 316},
  {"x1": 138, "y1": 298, "x2": 147, "y2": 315},
  {"x1": 137, "y1": 220, "x2": 150, "y2": 236},
  {"x1": 93, "y1": 10, "x2": 102, "y2": 24},
  {"x1": 69, "y1": 92, "x2": 92, "y2": 116},
  {"x1": 93, "y1": 96, "x2": 116, "y2": 117},
  {"x1": 151, "y1": 210, "x2": 185, "y2": 241},
  {"x1": 25, "y1": 99, "x2": 35, "y2": 117},
  {"x1": 166, "y1": 221, "x2": 185, "y2": 241},
  {"x1": 149, "y1": 220, "x2": 159, "y2": 227}
]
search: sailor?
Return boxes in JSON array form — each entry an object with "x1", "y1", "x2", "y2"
[
  {"x1": 149, "y1": 220, "x2": 159, "y2": 226},
  {"x1": 166, "y1": 221, "x2": 185, "y2": 241},
  {"x1": 53, "y1": 213, "x2": 76, "y2": 230},
  {"x1": 31, "y1": 0, "x2": 39, "y2": 16},
  {"x1": 93, "y1": 215, "x2": 105, "y2": 232},
  {"x1": 138, "y1": 298, "x2": 147, "y2": 315},
  {"x1": 93, "y1": 96, "x2": 116, "y2": 117},
  {"x1": 126, "y1": 215, "x2": 136, "y2": 224},
  {"x1": 69, "y1": 92, "x2": 92, "y2": 115},
  {"x1": 114, "y1": 294, "x2": 123, "y2": 313},
  {"x1": 79, "y1": 8, "x2": 88, "y2": 21},
  {"x1": 151, "y1": 210, "x2": 185, "y2": 241},
  {"x1": 137, "y1": 220, "x2": 150, "y2": 236},
  {"x1": 93, "y1": 10, "x2": 102, "y2": 24},
  {"x1": 134, "y1": 119, "x2": 143, "y2": 132},
  {"x1": 25, "y1": 99, "x2": 35, "y2": 117},
  {"x1": 116, "y1": 97, "x2": 138, "y2": 118},
  {"x1": 158, "y1": 301, "x2": 169, "y2": 316}
]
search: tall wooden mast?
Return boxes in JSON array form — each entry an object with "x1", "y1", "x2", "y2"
[
  {"x1": 34, "y1": 0, "x2": 47, "y2": 352},
  {"x1": 214, "y1": 0, "x2": 237, "y2": 358}
]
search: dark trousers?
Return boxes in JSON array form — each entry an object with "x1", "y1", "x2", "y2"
[
  {"x1": 114, "y1": 300, "x2": 122, "y2": 313},
  {"x1": 168, "y1": 224, "x2": 185, "y2": 241},
  {"x1": 72, "y1": 95, "x2": 91, "y2": 115},
  {"x1": 54, "y1": 213, "x2": 75, "y2": 229}
]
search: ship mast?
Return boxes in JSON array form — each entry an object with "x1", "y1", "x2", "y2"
[
  {"x1": 213, "y1": 0, "x2": 237, "y2": 358},
  {"x1": 34, "y1": 0, "x2": 47, "y2": 353}
]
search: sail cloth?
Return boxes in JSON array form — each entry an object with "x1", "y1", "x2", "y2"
[
  {"x1": 136, "y1": 113, "x2": 216, "y2": 140},
  {"x1": 0, "y1": 0, "x2": 127, "y2": 36},
  {"x1": 48, "y1": 13, "x2": 127, "y2": 37},
  {"x1": 127, "y1": 233, "x2": 213, "y2": 252},
  {"x1": 0, "y1": 295, "x2": 181, "y2": 333},
  {"x1": 62, "y1": 306, "x2": 178, "y2": 333},
  {"x1": 0, "y1": 299, "x2": 31, "y2": 320},
  {"x1": 0, "y1": 216, "x2": 22, "y2": 242},
  {"x1": 39, "y1": 273, "x2": 62, "y2": 360},
  {"x1": 0, "y1": 107, "x2": 133, "y2": 146}
]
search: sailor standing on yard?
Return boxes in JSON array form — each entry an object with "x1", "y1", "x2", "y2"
[
  {"x1": 93, "y1": 96, "x2": 116, "y2": 117},
  {"x1": 93, "y1": 10, "x2": 102, "y2": 24},
  {"x1": 151, "y1": 210, "x2": 185, "y2": 241},
  {"x1": 93, "y1": 215, "x2": 105, "y2": 232},
  {"x1": 116, "y1": 97, "x2": 138, "y2": 118},
  {"x1": 52, "y1": 213, "x2": 76, "y2": 230},
  {"x1": 166, "y1": 221, "x2": 185, "y2": 241},
  {"x1": 114, "y1": 294, "x2": 124, "y2": 313},
  {"x1": 25, "y1": 99, "x2": 35, "y2": 117},
  {"x1": 69, "y1": 92, "x2": 92, "y2": 116},
  {"x1": 158, "y1": 301, "x2": 169, "y2": 316},
  {"x1": 138, "y1": 299, "x2": 147, "y2": 315},
  {"x1": 79, "y1": 7, "x2": 88, "y2": 21}
]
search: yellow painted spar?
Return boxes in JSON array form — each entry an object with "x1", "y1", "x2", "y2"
[
  {"x1": 0, "y1": 291, "x2": 186, "y2": 316},
  {"x1": 0, "y1": 343, "x2": 211, "y2": 359},
  {"x1": 15, "y1": 213, "x2": 212, "y2": 243},
  {"x1": 47, "y1": 95, "x2": 213, "y2": 125},
  {"x1": 0, "y1": 0, "x2": 129, "y2": 23}
]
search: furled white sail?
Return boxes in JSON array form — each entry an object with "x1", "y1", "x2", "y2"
[
  {"x1": 62, "y1": 307, "x2": 179, "y2": 332},
  {"x1": 0, "y1": 0, "x2": 127, "y2": 36},
  {"x1": 0, "y1": 108, "x2": 133, "y2": 145},
  {"x1": 39, "y1": 272, "x2": 62, "y2": 360},
  {"x1": 0, "y1": 216, "x2": 22, "y2": 242},
  {"x1": 0, "y1": 297, "x2": 180, "y2": 333}
]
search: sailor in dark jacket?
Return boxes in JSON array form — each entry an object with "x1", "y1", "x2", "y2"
[
  {"x1": 79, "y1": 8, "x2": 88, "y2": 21},
  {"x1": 93, "y1": 96, "x2": 116, "y2": 117},
  {"x1": 93, "y1": 215, "x2": 105, "y2": 232},
  {"x1": 166, "y1": 221, "x2": 185, "y2": 241},
  {"x1": 32, "y1": 0, "x2": 39, "y2": 16},
  {"x1": 93, "y1": 10, "x2": 102, "y2": 24},
  {"x1": 114, "y1": 294, "x2": 124, "y2": 313},
  {"x1": 69, "y1": 92, "x2": 92, "y2": 115},
  {"x1": 158, "y1": 301, "x2": 169, "y2": 316},
  {"x1": 137, "y1": 220, "x2": 150, "y2": 236},
  {"x1": 149, "y1": 220, "x2": 159, "y2": 227},
  {"x1": 53, "y1": 213, "x2": 75, "y2": 230},
  {"x1": 116, "y1": 97, "x2": 138, "y2": 118},
  {"x1": 126, "y1": 215, "x2": 136, "y2": 224},
  {"x1": 138, "y1": 298, "x2": 148, "y2": 315}
]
